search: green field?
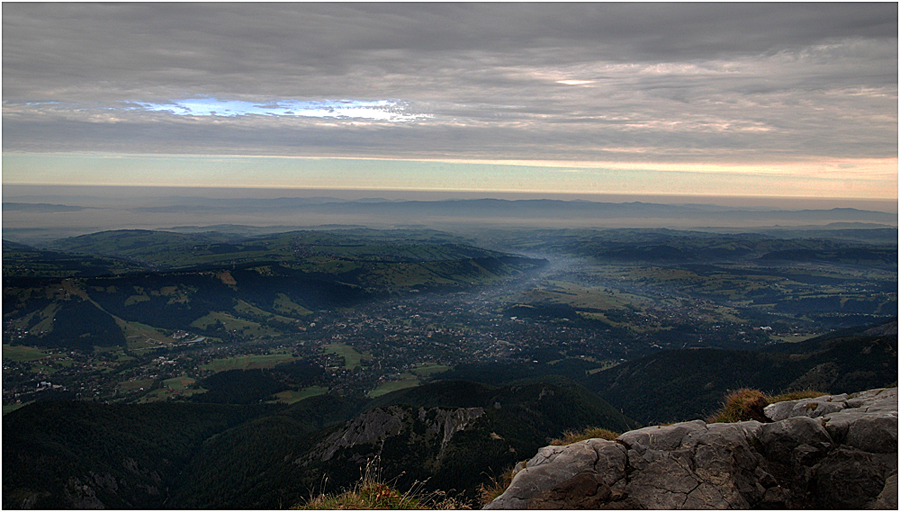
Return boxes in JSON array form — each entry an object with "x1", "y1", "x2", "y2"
[
  {"x1": 163, "y1": 376, "x2": 197, "y2": 390},
  {"x1": 364, "y1": 262, "x2": 457, "y2": 288},
  {"x1": 161, "y1": 376, "x2": 207, "y2": 398},
  {"x1": 411, "y1": 362, "x2": 451, "y2": 377},
  {"x1": 190, "y1": 311, "x2": 280, "y2": 337},
  {"x1": 522, "y1": 279, "x2": 648, "y2": 312},
  {"x1": 119, "y1": 378, "x2": 155, "y2": 392},
  {"x1": 120, "y1": 320, "x2": 176, "y2": 350},
  {"x1": 124, "y1": 294, "x2": 151, "y2": 306},
  {"x1": 367, "y1": 373, "x2": 420, "y2": 397},
  {"x1": 200, "y1": 352, "x2": 298, "y2": 373},
  {"x1": 323, "y1": 342, "x2": 371, "y2": 370},
  {"x1": 770, "y1": 334, "x2": 817, "y2": 343},
  {"x1": 2, "y1": 344, "x2": 48, "y2": 362},
  {"x1": 585, "y1": 359, "x2": 623, "y2": 374},
  {"x1": 136, "y1": 388, "x2": 171, "y2": 403},
  {"x1": 3, "y1": 402, "x2": 30, "y2": 415},
  {"x1": 135, "y1": 379, "x2": 207, "y2": 403},
  {"x1": 233, "y1": 300, "x2": 298, "y2": 324},
  {"x1": 271, "y1": 386, "x2": 329, "y2": 404},
  {"x1": 25, "y1": 303, "x2": 60, "y2": 334},
  {"x1": 273, "y1": 293, "x2": 312, "y2": 316}
]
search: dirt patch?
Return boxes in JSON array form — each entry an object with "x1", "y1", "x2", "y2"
[{"x1": 217, "y1": 271, "x2": 237, "y2": 286}]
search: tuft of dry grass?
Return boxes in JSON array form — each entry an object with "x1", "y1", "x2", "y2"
[
  {"x1": 294, "y1": 459, "x2": 470, "y2": 510},
  {"x1": 707, "y1": 388, "x2": 829, "y2": 424},
  {"x1": 297, "y1": 480, "x2": 469, "y2": 510},
  {"x1": 476, "y1": 466, "x2": 518, "y2": 507},
  {"x1": 707, "y1": 388, "x2": 769, "y2": 423},
  {"x1": 550, "y1": 426, "x2": 619, "y2": 446},
  {"x1": 298, "y1": 481, "x2": 414, "y2": 510}
]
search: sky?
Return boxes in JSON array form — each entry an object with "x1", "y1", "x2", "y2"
[{"x1": 2, "y1": 3, "x2": 898, "y2": 201}]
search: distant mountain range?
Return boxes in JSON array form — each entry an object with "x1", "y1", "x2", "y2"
[
  {"x1": 124, "y1": 197, "x2": 898, "y2": 223},
  {"x1": 4, "y1": 196, "x2": 896, "y2": 245}
]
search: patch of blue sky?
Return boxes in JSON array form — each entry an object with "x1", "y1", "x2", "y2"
[{"x1": 128, "y1": 98, "x2": 430, "y2": 122}]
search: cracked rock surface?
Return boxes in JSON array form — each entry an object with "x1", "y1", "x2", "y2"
[{"x1": 484, "y1": 387, "x2": 897, "y2": 509}]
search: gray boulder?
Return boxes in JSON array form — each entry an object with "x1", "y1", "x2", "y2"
[
  {"x1": 485, "y1": 387, "x2": 898, "y2": 509},
  {"x1": 485, "y1": 439, "x2": 627, "y2": 509}
]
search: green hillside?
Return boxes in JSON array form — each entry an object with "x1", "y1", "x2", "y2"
[
  {"x1": 2, "y1": 241, "x2": 145, "y2": 277},
  {"x1": 44, "y1": 228, "x2": 535, "y2": 275},
  {"x1": 587, "y1": 320, "x2": 898, "y2": 424},
  {"x1": 4, "y1": 229, "x2": 545, "y2": 354}
]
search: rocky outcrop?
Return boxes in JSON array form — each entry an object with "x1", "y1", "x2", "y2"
[
  {"x1": 296, "y1": 404, "x2": 485, "y2": 466},
  {"x1": 485, "y1": 387, "x2": 897, "y2": 509}
]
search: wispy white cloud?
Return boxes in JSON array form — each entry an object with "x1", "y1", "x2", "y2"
[
  {"x1": 127, "y1": 98, "x2": 431, "y2": 122},
  {"x1": 556, "y1": 80, "x2": 594, "y2": 86}
]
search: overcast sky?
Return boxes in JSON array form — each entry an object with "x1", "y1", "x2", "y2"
[{"x1": 3, "y1": 3, "x2": 897, "y2": 199}]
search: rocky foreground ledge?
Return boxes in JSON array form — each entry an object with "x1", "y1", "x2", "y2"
[{"x1": 485, "y1": 387, "x2": 897, "y2": 509}]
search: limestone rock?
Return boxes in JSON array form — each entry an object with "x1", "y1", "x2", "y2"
[
  {"x1": 296, "y1": 404, "x2": 484, "y2": 466},
  {"x1": 757, "y1": 416, "x2": 832, "y2": 465},
  {"x1": 845, "y1": 415, "x2": 897, "y2": 454},
  {"x1": 484, "y1": 439, "x2": 626, "y2": 509},
  {"x1": 486, "y1": 387, "x2": 898, "y2": 510},
  {"x1": 812, "y1": 447, "x2": 889, "y2": 509},
  {"x1": 526, "y1": 471, "x2": 614, "y2": 509},
  {"x1": 869, "y1": 472, "x2": 898, "y2": 509}
]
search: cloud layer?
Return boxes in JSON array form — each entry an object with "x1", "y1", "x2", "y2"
[{"x1": 3, "y1": 3, "x2": 897, "y2": 168}]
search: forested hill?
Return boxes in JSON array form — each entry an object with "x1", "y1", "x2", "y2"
[
  {"x1": 13, "y1": 227, "x2": 544, "y2": 275},
  {"x1": 422, "y1": 319, "x2": 897, "y2": 426},
  {"x1": 2, "y1": 377, "x2": 631, "y2": 509},
  {"x1": 587, "y1": 319, "x2": 898, "y2": 424}
]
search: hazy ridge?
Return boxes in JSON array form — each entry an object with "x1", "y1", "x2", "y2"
[{"x1": 3, "y1": 194, "x2": 897, "y2": 246}]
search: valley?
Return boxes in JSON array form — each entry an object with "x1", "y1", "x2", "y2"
[
  {"x1": 3, "y1": 226, "x2": 896, "y2": 413},
  {"x1": 5, "y1": 3, "x2": 897, "y2": 507},
  {"x1": 3, "y1": 225, "x2": 896, "y2": 508}
]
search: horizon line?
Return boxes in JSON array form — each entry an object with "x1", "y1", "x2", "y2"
[{"x1": 4, "y1": 183, "x2": 898, "y2": 213}]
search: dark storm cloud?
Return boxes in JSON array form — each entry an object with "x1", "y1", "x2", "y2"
[{"x1": 2, "y1": 2, "x2": 897, "y2": 163}]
